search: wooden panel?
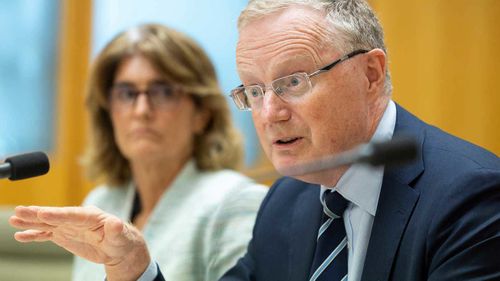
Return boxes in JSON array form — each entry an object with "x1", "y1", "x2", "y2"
[{"x1": 372, "y1": 0, "x2": 499, "y2": 155}]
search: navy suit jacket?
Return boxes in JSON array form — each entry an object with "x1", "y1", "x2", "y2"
[{"x1": 156, "y1": 105, "x2": 500, "y2": 281}]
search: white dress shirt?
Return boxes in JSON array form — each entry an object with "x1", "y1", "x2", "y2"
[{"x1": 320, "y1": 100, "x2": 396, "y2": 281}]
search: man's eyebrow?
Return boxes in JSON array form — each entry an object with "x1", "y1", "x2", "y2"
[{"x1": 272, "y1": 54, "x2": 316, "y2": 76}]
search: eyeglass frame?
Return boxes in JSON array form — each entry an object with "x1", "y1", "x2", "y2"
[
  {"x1": 108, "y1": 82, "x2": 188, "y2": 111},
  {"x1": 229, "y1": 49, "x2": 369, "y2": 111}
]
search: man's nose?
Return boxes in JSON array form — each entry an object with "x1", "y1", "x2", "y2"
[{"x1": 260, "y1": 88, "x2": 290, "y2": 122}]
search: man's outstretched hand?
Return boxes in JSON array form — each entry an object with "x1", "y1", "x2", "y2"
[{"x1": 9, "y1": 205, "x2": 150, "y2": 281}]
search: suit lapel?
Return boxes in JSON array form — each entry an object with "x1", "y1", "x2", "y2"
[
  {"x1": 361, "y1": 104, "x2": 426, "y2": 281},
  {"x1": 288, "y1": 184, "x2": 323, "y2": 281},
  {"x1": 360, "y1": 174, "x2": 419, "y2": 281}
]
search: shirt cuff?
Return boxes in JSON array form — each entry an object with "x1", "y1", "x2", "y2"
[{"x1": 137, "y1": 260, "x2": 159, "y2": 281}]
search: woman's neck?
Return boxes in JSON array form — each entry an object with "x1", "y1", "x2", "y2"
[{"x1": 129, "y1": 157, "x2": 189, "y2": 223}]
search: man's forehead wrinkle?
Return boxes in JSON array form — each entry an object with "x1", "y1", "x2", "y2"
[
  {"x1": 238, "y1": 30, "x2": 325, "y2": 65},
  {"x1": 237, "y1": 43, "x2": 321, "y2": 81},
  {"x1": 271, "y1": 43, "x2": 323, "y2": 69},
  {"x1": 236, "y1": 10, "x2": 334, "y2": 80},
  {"x1": 292, "y1": 11, "x2": 332, "y2": 46}
]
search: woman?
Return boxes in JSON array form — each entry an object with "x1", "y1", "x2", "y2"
[{"x1": 73, "y1": 23, "x2": 267, "y2": 281}]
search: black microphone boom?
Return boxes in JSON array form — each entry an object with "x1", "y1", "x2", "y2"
[
  {"x1": 357, "y1": 135, "x2": 418, "y2": 166},
  {"x1": 280, "y1": 135, "x2": 418, "y2": 177},
  {"x1": 0, "y1": 152, "x2": 50, "y2": 180}
]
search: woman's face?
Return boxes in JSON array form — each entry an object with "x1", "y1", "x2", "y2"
[{"x1": 109, "y1": 55, "x2": 208, "y2": 166}]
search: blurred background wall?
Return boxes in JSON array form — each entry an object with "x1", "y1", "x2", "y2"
[{"x1": 0, "y1": 0, "x2": 499, "y2": 207}]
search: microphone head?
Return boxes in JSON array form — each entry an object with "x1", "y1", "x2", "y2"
[
  {"x1": 5, "y1": 151, "x2": 50, "y2": 180},
  {"x1": 367, "y1": 135, "x2": 419, "y2": 166}
]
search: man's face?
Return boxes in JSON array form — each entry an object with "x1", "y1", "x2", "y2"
[{"x1": 236, "y1": 7, "x2": 381, "y2": 185}]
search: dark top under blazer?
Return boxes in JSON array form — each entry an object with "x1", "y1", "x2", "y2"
[{"x1": 156, "y1": 104, "x2": 500, "y2": 281}]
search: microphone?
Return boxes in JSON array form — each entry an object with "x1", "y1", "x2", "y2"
[
  {"x1": 280, "y1": 135, "x2": 418, "y2": 176},
  {"x1": 0, "y1": 152, "x2": 50, "y2": 180}
]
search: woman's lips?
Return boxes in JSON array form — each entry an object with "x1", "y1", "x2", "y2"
[{"x1": 129, "y1": 128, "x2": 159, "y2": 139}]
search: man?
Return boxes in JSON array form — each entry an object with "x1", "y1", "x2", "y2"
[{"x1": 10, "y1": 1, "x2": 500, "y2": 281}]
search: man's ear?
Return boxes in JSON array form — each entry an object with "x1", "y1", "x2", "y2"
[{"x1": 365, "y1": 48, "x2": 386, "y2": 94}]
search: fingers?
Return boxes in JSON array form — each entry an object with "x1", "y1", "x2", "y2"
[
  {"x1": 14, "y1": 206, "x2": 44, "y2": 222},
  {"x1": 40, "y1": 206, "x2": 103, "y2": 226},
  {"x1": 14, "y1": 229, "x2": 53, "y2": 242},
  {"x1": 14, "y1": 205, "x2": 106, "y2": 227},
  {"x1": 10, "y1": 205, "x2": 111, "y2": 246},
  {"x1": 9, "y1": 205, "x2": 145, "y2": 267},
  {"x1": 9, "y1": 215, "x2": 55, "y2": 231}
]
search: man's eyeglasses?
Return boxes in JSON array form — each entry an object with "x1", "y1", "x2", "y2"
[
  {"x1": 109, "y1": 83, "x2": 184, "y2": 110},
  {"x1": 229, "y1": 49, "x2": 369, "y2": 111}
]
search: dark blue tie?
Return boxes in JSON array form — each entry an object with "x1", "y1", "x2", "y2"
[{"x1": 309, "y1": 189, "x2": 349, "y2": 281}]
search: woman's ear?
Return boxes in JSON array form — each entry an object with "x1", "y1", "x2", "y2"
[{"x1": 365, "y1": 48, "x2": 386, "y2": 94}]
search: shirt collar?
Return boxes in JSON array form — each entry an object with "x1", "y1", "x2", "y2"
[{"x1": 321, "y1": 100, "x2": 396, "y2": 216}]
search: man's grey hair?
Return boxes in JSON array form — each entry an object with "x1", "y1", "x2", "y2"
[{"x1": 238, "y1": 0, "x2": 392, "y2": 95}]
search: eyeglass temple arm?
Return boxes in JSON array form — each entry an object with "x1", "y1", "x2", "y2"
[{"x1": 309, "y1": 49, "x2": 369, "y2": 77}]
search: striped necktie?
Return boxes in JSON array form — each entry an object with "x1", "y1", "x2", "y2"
[{"x1": 309, "y1": 189, "x2": 349, "y2": 281}]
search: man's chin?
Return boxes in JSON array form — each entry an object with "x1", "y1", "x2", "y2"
[
  {"x1": 273, "y1": 156, "x2": 319, "y2": 177},
  {"x1": 274, "y1": 161, "x2": 347, "y2": 186},
  {"x1": 274, "y1": 160, "x2": 318, "y2": 179}
]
